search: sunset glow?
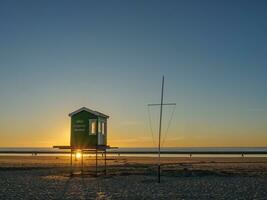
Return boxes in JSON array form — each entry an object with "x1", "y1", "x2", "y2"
[
  {"x1": 0, "y1": 1, "x2": 267, "y2": 148},
  {"x1": 75, "y1": 152, "x2": 82, "y2": 160}
]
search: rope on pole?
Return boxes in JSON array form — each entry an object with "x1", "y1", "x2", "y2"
[
  {"x1": 161, "y1": 104, "x2": 176, "y2": 146},
  {"x1": 147, "y1": 105, "x2": 156, "y2": 146}
]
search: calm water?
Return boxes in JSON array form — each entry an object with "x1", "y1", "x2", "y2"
[{"x1": 0, "y1": 147, "x2": 267, "y2": 157}]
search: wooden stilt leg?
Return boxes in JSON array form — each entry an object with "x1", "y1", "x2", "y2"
[
  {"x1": 70, "y1": 149, "x2": 73, "y2": 166},
  {"x1": 104, "y1": 149, "x2": 107, "y2": 175},
  {"x1": 75, "y1": 149, "x2": 77, "y2": 161},
  {"x1": 70, "y1": 149, "x2": 73, "y2": 175},
  {"x1": 81, "y1": 150, "x2": 84, "y2": 173},
  {"x1": 96, "y1": 149, "x2": 98, "y2": 177}
]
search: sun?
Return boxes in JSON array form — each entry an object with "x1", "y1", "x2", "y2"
[{"x1": 75, "y1": 152, "x2": 82, "y2": 159}]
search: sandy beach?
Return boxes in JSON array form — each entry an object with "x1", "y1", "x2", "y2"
[{"x1": 0, "y1": 156, "x2": 267, "y2": 199}]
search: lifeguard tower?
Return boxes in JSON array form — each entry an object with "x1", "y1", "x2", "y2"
[
  {"x1": 54, "y1": 107, "x2": 112, "y2": 175},
  {"x1": 69, "y1": 107, "x2": 109, "y2": 148}
]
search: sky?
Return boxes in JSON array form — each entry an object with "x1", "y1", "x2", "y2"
[{"x1": 0, "y1": 0, "x2": 267, "y2": 147}]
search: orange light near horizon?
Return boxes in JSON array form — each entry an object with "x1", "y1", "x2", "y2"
[{"x1": 75, "y1": 151, "x2": 82, "y2": 160}]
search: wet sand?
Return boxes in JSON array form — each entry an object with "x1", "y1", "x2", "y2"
[{"x1": 1, "y1": 156, "x2": 267, "y2": 199}]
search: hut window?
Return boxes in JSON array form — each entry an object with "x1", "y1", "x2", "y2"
[
  {"x1": 98, "y1": 121, "x2": 101, "y2": 133},
  {"x1": 101, "y1": 122, "x2": 105, "y2": 134},
  {"x1": 89, "y1": 119, "x2": 96, "y2": 135}
]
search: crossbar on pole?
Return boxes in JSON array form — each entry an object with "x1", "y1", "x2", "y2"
[{"x1": 148, "y1": 103, "x2": 176, "y2": 106}]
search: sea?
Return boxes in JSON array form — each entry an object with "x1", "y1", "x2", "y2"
[{"x1": 0, "y1": 147, "x2": 267, "y2": 157}]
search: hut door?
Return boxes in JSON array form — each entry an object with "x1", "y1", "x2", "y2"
[
  {"x1": 98, "y1": 133, "x2": 102, "y2": 145},
  {"x1": 98, "y1": 120, "x2": 104, "y2": 145},
  {"x1": 97, "y1": 132, "x2": 104, "y2": 145}
]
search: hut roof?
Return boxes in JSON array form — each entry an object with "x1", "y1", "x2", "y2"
[{"x1": 69, "y1": 107, "x2": 109, "y2": 118}]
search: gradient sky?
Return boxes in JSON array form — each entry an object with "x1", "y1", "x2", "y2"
[{"x1": 1, "y1": 0, "x2": 267, "y2": 147}]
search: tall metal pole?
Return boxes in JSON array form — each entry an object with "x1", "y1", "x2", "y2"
[{"x1": 158, "y1": 76, "x2": 164, "y2": 183}]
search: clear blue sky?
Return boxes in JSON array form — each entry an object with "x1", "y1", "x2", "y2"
[{"x1": 0, "y1": 0, "x2": 267, "y2": 147}]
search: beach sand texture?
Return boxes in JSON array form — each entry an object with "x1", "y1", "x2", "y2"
[{"x1": 1, "y1": 156, "x2": 267, "y2": 199}]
